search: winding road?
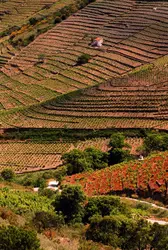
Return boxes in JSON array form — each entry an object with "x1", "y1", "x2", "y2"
[{"x1": 122, "y1": 197, "x2": 168, "y2": 225}]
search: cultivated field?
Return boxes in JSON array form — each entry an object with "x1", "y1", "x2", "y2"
[
  {"x1": 0, "y1": 0, "x2": 168, "y2": 179},
  {"x1": 1, "y1": 0, "x2": 168, "y2": 113},
  {"x1": 0, "y1": 0, "x2": 57, "y2": 33},
  {"x1": 0, "y1": 137, "x2": 142, "y2": 173},
  {"x1": 0, "y1": 0, "x2": 77, "y2": 68},
  {"x1": 64, "y1": 151, "x2": 168, "y2": 203},
  {"x1": 1, "y1": 57, "x2": 168, "y2": 130}
]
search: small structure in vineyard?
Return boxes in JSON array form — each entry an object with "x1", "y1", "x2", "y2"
[
  {"x1": 91, "y1": 37, "x2": 103, "y2": 47},
  {"x1": 46, "y1": 179, "x2": 59, "y2": 191}
]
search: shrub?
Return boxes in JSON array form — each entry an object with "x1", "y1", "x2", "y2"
[
  {"x1": 150, "y1": 223, "x2": 168, "y2": 250},
  {"x1": 135, "y1": 202, "x2": 152, "y2": 211},
  {"x1": 143, "y1": 132, "x2": 168, "y2": 153},
  {"x1": 84, "y1": 196, "x2": 131, "y2": 223},
  {"x1": 1, "y1": 168, "x2": 15, "y2": 181},
  {"x1": 54, "y1": 16, "x2": 62, "y2": 24},
  {"x1": 28, "y1": 34, "x2": 35, "y2": 42},
  {"x1": 0, "y1": 225, "x2": 40, "y2": 250},
  {"x1": 19, "y1": 173, "x2": 35, "y2": 186},
  {"x1": 86, "y1": 217, "x2": 152, "y2": 250},
  {"x1": 38, "y1": 53, "x2": 45, "y2": 63},
  {"x1": 29, "y1": 17, "x2": 38, "y2": 25},
  {"x1": 38, "y1": 188, "x2": 56, "y2": 199},
  {"x1": 77, "y1": 54, "x2": 91, "y2": 65},
  {"x1": 34, "y1": 177, "x2": 46, "y2": 188},
  {"x1": 53, "y1": 166, "x2": 67, "y2": 182},
  {"x1": 33, "y1": 211, "x2": 64, "y2": 232},
  {"x1": 86, "y1": 215, "x2": 134, "y2": 248},
  {"x1": 0, "y1": 208, "x2": 18, "y2": 226}
]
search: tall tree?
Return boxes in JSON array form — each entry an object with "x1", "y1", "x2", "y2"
[{"x1": 53, "y1": 185, "x2": 85, "y2": 223}]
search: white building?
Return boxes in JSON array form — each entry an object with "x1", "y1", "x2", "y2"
[{"x1": 91, "y1": 37, "x2": 103, "y2": 47}]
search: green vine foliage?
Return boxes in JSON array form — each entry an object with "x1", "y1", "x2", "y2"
[{"x1": 0, "y1": 188, "x2": 54, "y2": 214}]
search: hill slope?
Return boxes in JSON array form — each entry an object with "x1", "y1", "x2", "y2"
[
  {"x1": 64, "y1": 151, "x2": 168, "y2": 203},
  {"x1": 0, "y1": 0, "x2": 57, "y2": 33},
  {"x1": 0, "y1": 137, "x2": 142, "y2": 173},
  {"x1": 1, "y1": 57, "x2": 168, "y2": 130},
  {"x1": 1, "y1": 0, "x2": 168, "y2": 113}
]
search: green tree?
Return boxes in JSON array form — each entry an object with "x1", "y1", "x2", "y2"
[
  {"x1": 1, "y1": 168, "x2": 15, "y2": 181},
  {"x1": 162, "y1": 133, "x2": 168, "y2": 150},
  {"x1": 123, "y1": 219, "x2": 152, "y2": 250},
  {"x1": 85, "y1": 147, "x2": 108, "y2": 170},
  {"x1": 38, "y1": 188, "x2": 56, "y2": 199},
  {"x1": 108, "y1": 133, "x2": 132, "y2": 165},
  {"x1": 0, "y1": 226, "x2": 40, "y2": 250},
  {"x1": 34, "y1": 177, "x2": 46, "y2": 188},
  {"x1": 109, "y1": 148, "x2": 132, "y2": 165},
  {"x1": 86, "y1": 215, "x2": 134, "y2": 249},
  {"x1": 144, "y1": 132, "x2": 164, "y2": 153},
  {"x1": 62, "y1": 149, "x2": 91, "y2": 175},
  {"x1": 62, "y1": 147, "x2": 108, "y2": 175},
  {"x1": 86, "y1": 216, "x2": 152, "y2": 250},
  {"x1": 84, "y1": 196, "x2": 130, "y2": 223},
  {"x1": 144, "y1": 132, "x2": 168, "y2": 153},
  {"x1": 150, "y1": 223, "x2": 168, "y2": 250},
  {"x1": 53, "y1": 185, "x2": 85, "y2": 223},
  {"x1": 109, "y1": 132, "x2": 125, "y2": 149}
]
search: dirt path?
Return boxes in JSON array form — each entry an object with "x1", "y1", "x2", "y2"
[
  {"x1": 147, "y1": 219, "x2": 168, "y2": 225},
  {"x1": 122, "y1": 197, "x2": 168, "y2": 211},
  {"x1": 121, "y1": 197, "x2": 168, "y2": 225}
]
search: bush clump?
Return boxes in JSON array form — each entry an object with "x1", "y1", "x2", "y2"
[
  {"x1": 33, "y1": 211, "x2": 64, "y2": 232},
  {"x1": 0, "y1": 188, "x2": 54, "y2": 214},
  {"x1": 86, "y1": 215, "x2": 168, "y2": 250},
  {"x1": 77, "y1": 54, "x2": 91, "y2": 65},
  {"x1": 29, "y1": 17, "x2": 38, "y2": 25},
  {"x1": 62, "y1": 147, "x2": 108, "y2": 175},
  {"x1": 0, "y1": 225, "x2": 40, "y2": 250},
  {"x1": 143, "y1": 132, "x2": 168, "y2": 153},
  {"x1": 84, "y1": 196, "x2": 131, "y2": 223},
  {"x1": 1, "y1": 168, "x2": 15, "y2": 181}
]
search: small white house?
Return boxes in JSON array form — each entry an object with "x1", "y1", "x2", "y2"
[
  {"x1": 138, "y1": 155, "x2": 144, "y2": 161},
  {"x1": 91, "y1": 37, "x2": 103, "y2": 47},
  {"x1": 33, "y1": 179, "x2": 59, "y2": 192},
  {"x1": 46, "y1": 180, "x2": 59, "y2": 191}
]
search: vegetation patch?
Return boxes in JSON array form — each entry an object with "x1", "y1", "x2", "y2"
[{"x1": 0, "y1": 187, "x2": 54, "y2": 214}]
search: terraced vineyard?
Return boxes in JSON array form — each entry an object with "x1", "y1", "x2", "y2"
[
  {"x1": 64, "y1": 151, "x2": 168, "y2": 203},
  {"x1": 0, "y1": 137, "x2": 142, "y2": 173},
  {"x1": 0, "y1": 0, "x2": 57, "y2": 33},
  {"x1": 1, "y1": 0, "x2": 168, "y2": 113},
  {"x1": 2, "y1": 57, "x2": 168, "y2": 130},
  {"x1": 0, "y1": 0, "x2": 59, "y2": 66},
  {"x1": 37, "y1": 62, "x2": 168, "y2": 121}
]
